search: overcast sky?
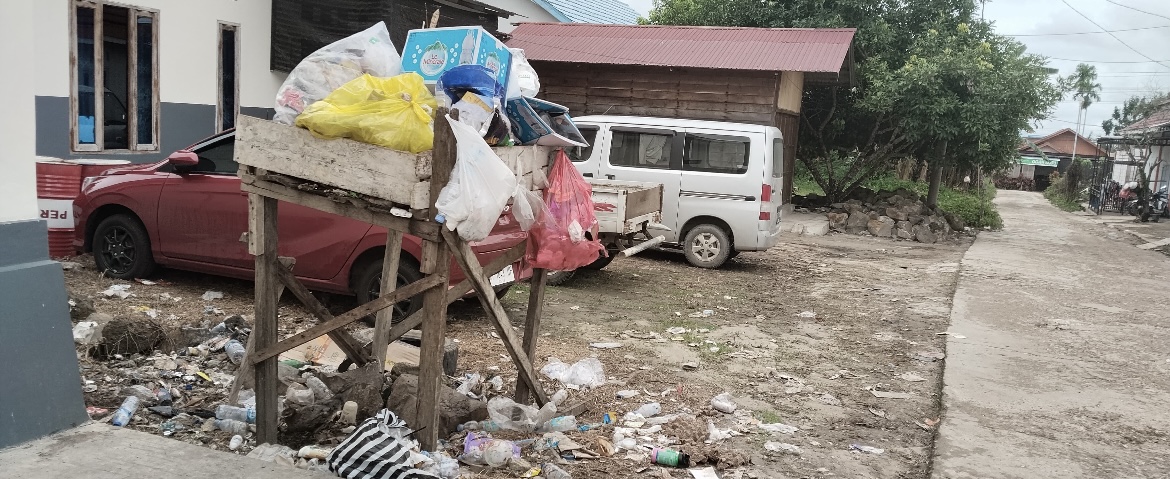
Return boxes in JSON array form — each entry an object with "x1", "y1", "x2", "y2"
[{"x1": 621, "y1": 0, "x2": 1170, "y2": 138}]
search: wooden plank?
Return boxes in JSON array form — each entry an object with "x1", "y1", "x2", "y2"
[
  {"x1": 630, "y1": 89, "x2": 679, "y2": 101},
  {"x1": 249, "y1": 194, "x2": 280, "y2": 444},
  {"x1": 513, "y1": 268, "x2": 547, "y2": 404},
  {"x1": 235, "y1": 116, "x2": 425, "y2": 206},
  {"x1": 442, "y1": 229, "x2": 548, "y2": 406},
  {"x1": 228, "y1": 256, "x2": 295, "y2": 404},
  {"x1": 416, "y1": 107, "x2": 457, "y2": 451},
  {"x1": 239, "y1": 170, "x2": 441, "y2": 242},
  {"x1": 624, "y1": 184, "x2": 664, "y2": 222},
  {"x1": 250, "y1": 274, "x2": 445, "y2": 363},
  {"x1": 373, "y1": 232, "x2": 404, "y2": 369},
  {"x1": 777, "y1": 71, "x2": 804, "y2": 114},
  {"x1": 269, "y1": 255, "x2": 371, "y2": 365},
  {"x1": 383, "y1": 240, "x2": 527, "y2": 344}
]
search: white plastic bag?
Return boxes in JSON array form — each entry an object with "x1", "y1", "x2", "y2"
[
  {"x1": 435, "y1": 115, "x2": 518, "y2": 241},
  {"x1": 274, "y1": 22, "x2": 403, "y2": 125},
  {"x1": 511, "y1": 183, "x2": 546, "y2": 231},
  {"x1": 486, "y1": 397, "x2": 557, "y2": 432},
  {"x1": 506, "y1": 48, "x2": 540, "y2": 99},
  {"x1": 540, "y1": 357, "x2": 605, "y2": 389}
]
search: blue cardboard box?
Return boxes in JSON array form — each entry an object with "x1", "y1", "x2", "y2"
[
  {"x1": 402, "y1": 26, "x2": 511, "y2": 92},
  {"x1": 506, "y1": 97, "x2": 589, "y2": 147}
]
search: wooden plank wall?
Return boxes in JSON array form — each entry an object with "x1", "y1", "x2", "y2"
[
  {"x1": 536, "y1": 63, "x2": 781, "y2": 126},
  {"x1": 775, "y1": 112, "x2": 799, "y2": 202}
]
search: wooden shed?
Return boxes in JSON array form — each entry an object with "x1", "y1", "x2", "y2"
[{"x1": 506, "y1": 23, "x2": 856, "y2": 201}]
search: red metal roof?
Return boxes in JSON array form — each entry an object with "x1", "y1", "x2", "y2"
[{"x1": 506, "y1": 23, "x2": 856, "y2": 74}]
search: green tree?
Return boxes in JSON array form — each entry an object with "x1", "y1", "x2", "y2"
[
  {"x1": 1102, "y1": 94, "x2": 1166, "y2": 135},
  {"x1": 648, "y1": 0, "x2": 1059, "y2": 203},
  {"x1": 1064, "y1": 63, "x2": 1101, "y2": 159}
]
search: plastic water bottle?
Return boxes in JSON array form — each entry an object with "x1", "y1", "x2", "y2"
[
  {"x1": 542, "y1": 463, "x2": 572, "y2": 479},
  {"x1": 110, "y1": 396, "x2": 139, "y2": 427},
  {"x1": 214, "y1": 418, "x2": 249, "y2": 435},
  {"x1": 632, "y1": 402, "x2": 661, "y2": 418},
  {"x1": 216, "y1": 404, "x2": 256, "y2": 424},
  {"x1": 224, "y1": 339, "x2": 246, "y2": 364},
  {"x1": 540, "y1": 416, "x2": 578, "y2": 433},
  {"x1": 457, "y1": 420, "x2": 502, "y2": 432}
]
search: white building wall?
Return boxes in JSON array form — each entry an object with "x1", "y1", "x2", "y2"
[
  {"x1": 483, "y1": 0, "x2": 559, "y2": 32},
  {"x1": 1, "y1": 0, "x2": 40, "y2": 223},
  {"x1": 34, "y1": 0, "x2": 282, "y2": 108}
]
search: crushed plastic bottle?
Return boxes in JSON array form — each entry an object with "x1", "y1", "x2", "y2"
[
  {"x1": 215, "y1": 418, "x2": 249, "y2": 435},
  {"x1": 110, "y1": 396, "x2": 140, "y2": 427},
  {"x1": 306, "y1": 376, "x2": 333, "y2": 401},
  {"x1": 224, "y1": 339, "x2": 246, "y2": 364},
  {"x1": 458, "y1": 420, "x2": 503, "y2": 432},
  {"x1": 539, "y1": 416, "x2": 577, "y2": 433},
  {"x1": 216, "y1": 404, "x2": 256, "y2": 424},
  {"x1": 542, "y1": 463, "x2": 572, "y2": 479}
]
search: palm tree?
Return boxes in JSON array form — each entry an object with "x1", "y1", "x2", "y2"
[{"x1": 1067, "y1": 63, "x2": 1102, "y2": 160}]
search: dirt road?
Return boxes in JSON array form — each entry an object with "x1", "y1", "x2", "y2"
[
  {"x1": 932, "y1": 190, "x2": 1170, "y2": 478},
  {"x1": 66, "y1": 230, "x2": 971, "y2": 478}
]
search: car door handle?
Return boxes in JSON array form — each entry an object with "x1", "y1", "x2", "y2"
[
  {"x1": 605, "y1": 174, "x2": 615, "y2": 180},
  {"x1": 583, "y1": 173, "x2": 593, "y2": 177}
]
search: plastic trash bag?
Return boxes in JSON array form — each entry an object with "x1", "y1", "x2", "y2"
[
  {"x1": 295, "y1": 73, "x2": 437, "y2": 153},
  {"x1": 525, "y1": 150, "x2": 605, "y2": 270},
  {"x1": 506, "y1": 48, "x2": 540, "y2": 99},
  {"x1": 326, "y1": 409, "x2": 434, "y2": 479},
  {"x1": 274, "y1": 22, "x2": 402, "y2": 125},
  {"x1": 486, "y1": 396, "x2": 557, "y2": 432},
  {"x1": 435, "y1": 115, "x2": 518, "y2": 241},
  {"x1": 540, "y1": 357, "x2": 605, "y2": 389},
  {"x1": 511, "y1": 182, "x2": 548, "y2": 231},
  {"x1": 459, "y1": 432, "x2": 520, "y2": 466}
]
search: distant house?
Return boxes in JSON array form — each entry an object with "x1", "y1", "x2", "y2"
[
  {"x1": 1012, "y1": 128, "x2": 1108, "y2": 190},
  {"x1": 507, "y1": 23, "x2": 857, "y2": 201},
  {"x1": 486, "y1": 0, "x2": 639, "y2": 32},
  {"x1": 1107, "y1": 100, "x2": 1170, "y2": 190}
]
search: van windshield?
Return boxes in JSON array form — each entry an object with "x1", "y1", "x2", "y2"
[{"x1": 772, "y1": 139, "x2": 783, "y2": 178}]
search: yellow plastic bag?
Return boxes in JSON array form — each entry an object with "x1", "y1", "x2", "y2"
[{"x1": 295, "y1": 73, "x2": 438, "y2": 153}]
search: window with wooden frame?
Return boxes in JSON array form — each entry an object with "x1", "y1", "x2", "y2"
[
  {"x1": 70, "y1": 0, "x2": 159, "y2": 152},
  {"x1": 216, "y1": 22, "x2": 240, "y2": 133}
]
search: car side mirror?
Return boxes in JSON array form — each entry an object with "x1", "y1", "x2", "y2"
[{"x1": 167, "y1": 150, "x2": 199, "y2": 167}]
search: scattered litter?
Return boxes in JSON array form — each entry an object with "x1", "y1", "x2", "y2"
[
  {"x1": 100, "y1": 284, "x2": 133, "y2": 299},
  {"x1": 899, "y1": 373, "x2": 927, "y2": 382},
  {"x1": 73, "y1": 321, "x2": 104, "y2": 345},
  {"x1": 871, "y1": 390, "x2": 914, "y2": 399},
  {"x1": 710, "y1": 392, "x2": 737, "y2": 414},
  {"x1": 797, "y1": 311, "x2": 817, "y2": 319},
  {"x1": 651, "y1": 447, "x2": 690, "y2": 467},
  {"x1": 143, "y1": 308, "x2": 160, "y2": 319},
  {"x1": 666, "y1": 327, "x2": 688, "y2": 335},
  {"x1": 914, "y1": 351, "x2": 946, "y2": 362},
  {"x1": 201, "y1": 291, "x2": 224, "y2": 301},
  {"x1": 626, "y1": 402, "x2": 661, "y2": 419},
  {"x1": 705, "y1": 420, "x2": 738, "y2": 443},
  {"x1": 936, "y1": 331, "x2": 967, "y2": 339},
  {"x1": 816, "y1": 393, "x2": 842, "y2": 406},
  {"x1": 616, "y1": 390, "x2": 640, "y2": 399},
  {"x1": 455, "y1": 373, "x2": 483, "y2": 399},
  {"x1": 540, "y1": 357, "x2": 605, "y2": 389},
  {"x1": 925, "y1": 417, "x2": 940, "y2": 427},
  {"x1": 754, "y1": 315, "x2": 766, "y2": 320},
  {"x1": 850, "y1": 444, "x2": 884, "y2": 454},
  {"x1": 229, "y1": 435, "x2": 244, "y2": 451},
  {"x1": 688, "y1": 466, "x2": 720, "y2": 479},
  {"x1": 688, "y1": 310, "x2": 714, "y2": 318},
  {"x1": 868, "y1": 408, "x2": 887, "y2": 418},
  {"x1": 681, "y1": 362, "x2": 699, "y2": 371},
  {"x1": 570, "y1": 305, "x2": 581, "y2": 310},
  {"x1": 758, "y1": 422, "x2": 798, "y2": 435},
  {"x1": 764, "y1": 441, "x2": 801, "y2": 454},
  {"x1": 589, "y1": 342, "x2": 622, "y2": 349},
  {"x1": 135, "y1": 279, "x2": 157, "y2": 285}
]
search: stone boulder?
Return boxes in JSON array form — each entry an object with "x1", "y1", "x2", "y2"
[
  {"x1": 385, "y1": 373, "x2": 488, "y2": 436},
  {"x1": 69, "y1": 293, "x2": 96, "y2": 323},
  {"x1": 320, "y1": 363, "x2": 387, "y2": 419},
  {"x1": 944, "y1": 212, "x2": 966, "y2": 231},
  {"x1": 844, "y1": 212, "x2": 870, "y2": 234},
  {"x1": 913, "y1": 224, "x2": 937, "y2": 244},
  {"x1": 827, "y1": 212, "x2": 849, "y2": 232},
  {"x1": 867, "y1": 216, "x2": 896, "y2": 237}
]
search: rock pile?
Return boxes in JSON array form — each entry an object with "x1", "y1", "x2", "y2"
[{"x1": 824, "y1": 188, "x2": 966, "y2": 244}]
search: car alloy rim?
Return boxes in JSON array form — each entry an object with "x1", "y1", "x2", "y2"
[
  {"x1": 99, "y1": 225, "x2": 136, "y2": 274},
  {"x1": 690, "y1": 232, "x2": 720, "y2": 262},
  {"x1": 369, "y1": 273, "x2": 413, "y2": 318}
]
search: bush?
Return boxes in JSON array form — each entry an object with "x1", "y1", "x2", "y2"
[
  {"x1": 863, "y1": 176, "x2": 1003, "y2": 229},
  {"x1": 993, "y1": 176, "x2": 1035, "y2": 191},
  {"x1": 1043, "y1": 174, "x2": 1083, "y2": 212}
]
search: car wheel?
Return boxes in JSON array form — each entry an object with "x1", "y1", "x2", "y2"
[
  {"x1": 580, "y1": 248, "x2": 617, "y2": 270},
  {"x1": 354, "y1": 257, "x2": 424, "y2": 325},
  {"x1": 93, "y1": 214, "x2": 156, "y2": 279},
  {"x1": 544, "y1": 269, "x2": 577, "y2": 286},
  {"x1": 683, "y1": 224, "x2": 732, "y2": 269}
]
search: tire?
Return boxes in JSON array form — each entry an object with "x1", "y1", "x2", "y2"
[
  {"x1": 353, "y1": 257, "x2": 424, "y2": 325},
  {"x1": 544, "y1": 269, "x2": 577, "y2": 286},
  {"x1": 92, "y1": 214, "x2": 155, "y2": 279},
  {"x1": 683, "y1": 224, "x2": 732, "y2": 269},
  {"x1": 580, "y1": 248, "x2": 617, "y2": 270}
]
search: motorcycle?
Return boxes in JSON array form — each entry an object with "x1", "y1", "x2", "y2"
[{"x1": 1126, "y1": 185, "x2": 1168, "y2": 222}]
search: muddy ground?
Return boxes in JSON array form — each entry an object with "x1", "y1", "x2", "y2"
[{"x1": 66, "y1": 231, "x2": 970, "y2": 478}]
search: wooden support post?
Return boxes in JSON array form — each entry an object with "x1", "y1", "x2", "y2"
[
  {"x1": 372, "y1": 232, "x2": 403, "y2": 369},
  {"x1": 228, "y1": 258, "x2": 293, "y2": 405},
  {"x1": 514, "y1": 268, "x2": 547, "y2": 404},
  {"x1": 442, "y1": 229, "x2": 549, "y2": 406},
  {"x1": 266, "y1": 257, "x2": 372, "y2": 365},
  {"x1": 249, "y1": 194, "x2": 280, "y2": 444},
  {"x1": 416, "y1": 109, "x2": 455, "y2": 451}
]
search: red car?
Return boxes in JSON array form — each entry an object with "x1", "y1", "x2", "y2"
[{"x1": 73, "y1": 130, "x2": 529, "y2": 319}]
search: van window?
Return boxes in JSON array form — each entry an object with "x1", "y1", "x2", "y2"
[
  {"x1": 684, "y1": 133, "x2": 750, "y2": 174},
  {"x1": 772, "y1": 139, "x2": 783, "y2": 178},
  {"x1": 609, "y1": 130, "x2": 673, "y2": 169},
  {"x1": 568, "y1": 126, "x2": 598, "y2": 163}
]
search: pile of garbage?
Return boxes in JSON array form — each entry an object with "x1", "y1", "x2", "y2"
[{"x1": 817, "y1": 187, "x2": 968, "y2": 243}]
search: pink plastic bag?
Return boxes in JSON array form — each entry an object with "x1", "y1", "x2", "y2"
[{"x1": 526, "y1": 150, "x2": 605, "y2": 270}]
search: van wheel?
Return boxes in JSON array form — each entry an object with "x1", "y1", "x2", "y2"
[
  {"x1": 354, "y1": 258, "x2": 424, "y2": 326},
  {"x1": 545, "y1": 269, "x2": 576, "y2": 286},
  {"x1": 683, "y1": 224, "x2": 731, "y2": 268}
]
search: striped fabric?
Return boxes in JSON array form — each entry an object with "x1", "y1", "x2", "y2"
[{"x1": 326, "y1": 410, "x2": 438, "y2": 479}]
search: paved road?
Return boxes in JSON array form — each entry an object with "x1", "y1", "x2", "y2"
[{"x1": 932, "y1": 191, "x2": 1170, "y2": 478}]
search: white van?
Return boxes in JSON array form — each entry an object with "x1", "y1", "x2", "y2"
[{"x1": 569, "y1": 115, "x2": 785, "y2": 268}]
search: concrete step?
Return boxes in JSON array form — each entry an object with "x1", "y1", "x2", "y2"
[
  {"x1": 0, "y1": 423, "x2": 332, "y2": 479},
  {"x1": 781, "y1": 212, "x2": 830, "y2": 236}
]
